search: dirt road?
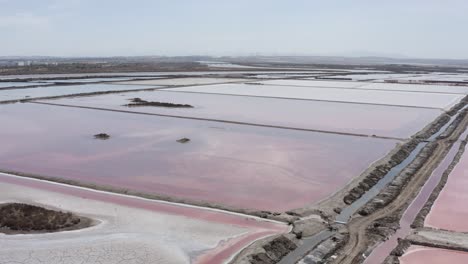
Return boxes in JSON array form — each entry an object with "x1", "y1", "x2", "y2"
[{"x1": 332, "y1": 113, "x2": 468, "y2": 264}]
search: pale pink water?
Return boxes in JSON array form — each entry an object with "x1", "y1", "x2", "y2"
[
  {"x1": 166, "y1": 83, "x2": 464, "y2": 110},
  {"x1": 425, "y1": 144, "x2": 468, "y2": 231},
  {"x1": 0, "y1": 103, "x2": 398, "y2": 212},
  {"x1": 399, "y1": 246, "x2": 468, "y2": 264},
  {"x1": 45, "y1": 90, "x2": 441, "y2": 139}
]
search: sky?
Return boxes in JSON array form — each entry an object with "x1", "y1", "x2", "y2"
[{"x1": 1, "y1": 0, "x2": 468, "y2": 59}]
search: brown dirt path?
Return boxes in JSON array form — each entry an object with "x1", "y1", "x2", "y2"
[{"x1": 332, "y1": 114, "x2": 468, "y2": 264}]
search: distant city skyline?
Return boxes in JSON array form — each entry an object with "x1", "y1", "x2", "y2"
[{"x1": 1, "y1": 0, "x2": 468, "y2": 59}]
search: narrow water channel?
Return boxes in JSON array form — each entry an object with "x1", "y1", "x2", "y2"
[
  {"x1": 363, "y1": 128, "x2": 468, "y2": 263},
  {"x1": 279, "y1": 111, "x2": 464, "y2": 264}
]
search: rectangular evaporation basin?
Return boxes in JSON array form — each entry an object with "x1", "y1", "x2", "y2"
[
  {"x1": 0, "y1": 103, "x2": 399, "y2": 212},
  {"x1": 258, "y1": 79, "x2": 364, "y2": 88},
  {"x1": 311, "y1": 74, "x2": 416, "y2": 81},
  {"x1": 361, "y1": 83, "x2": 468, "y2": 94},
  {"x1": 0, "y1": 82, "x2": 46, "y2": 89},
  {"x1": 117, "y1": 78, "x2": 247, "y2": 86},
  {"x1": 41, "y1": 90, "x2": 442, "y2": 139},
  {"x1": 0, "y1": 72, "x2": 173, "y2": 81},
  {"x1": 163, "y1": 83, "x2": 464, "y2": 110},
  {"x1": 251, "y1": 73, "x2": 328, "y2": 79},
  {"x1": 399, "y1": 246, "x2": 468, "y2": 264},
  {"x1": 0, "y1": 72, "x2": 335, "y2": 81},
  {"x1": 425, "y1": 144, "x2": 468, "y2": 232},
  {"x1": 0, "y1": 84, "x2": 159, "y2": 102},
  {"x1": 42, "y1": 77, "x2": 162, "y2": 83}
]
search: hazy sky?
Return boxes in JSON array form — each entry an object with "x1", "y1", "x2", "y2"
[{"x1": 1, "y1": 0, "x2": 467, "y2": 59}]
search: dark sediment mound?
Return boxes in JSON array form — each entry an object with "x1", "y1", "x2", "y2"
[
  {"x1": 367, "y1": 215, "x2": 400, "y2": 239},
  {"x1": 0, "y1": 203, "x2": 85, "y2": 234},
  {"x1": 250, "y1": 236, "x2": 297, "y2": 264},
  {"x1": 94, "y1": 133, "x2": 111, "y2": 140},
  {"x1": 383, "y1": 239, "x2": 412, "y2": 264},
  {"x1": 300, "y1": 233, "x2": 349, "y2": 263},
  {"x1": 317, "y1": 77, "x2": 353, "y2": 81},
  {"x1": 125, "y1": 98, "x2": 193, "y2": 108},
  {"x1": 176, "y1": 138, "x2": 190, "y2": 143}
]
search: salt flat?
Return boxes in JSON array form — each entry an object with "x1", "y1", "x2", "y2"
[{"x1": 0, "y1": 173, "x2": 287, "y2": 264}]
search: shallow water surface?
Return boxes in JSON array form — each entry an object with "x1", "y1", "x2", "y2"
[
  {"x1": 119, "y1": 77, "x2": 246, "y2": 86},
  {"x1": 363, "y1": 83, "x2": 468, "y2": 94},
  {"x1": 399, "y1": 246, "x2": 468, "y2": 264},
  {"x1": 0, "y1": 83, "x2": 158, "y2": 102},
  {"x1": 165, "y1": 83, "x2": 463, "y2": 109},
  {"x1": 42, "y1": 77, "x2": 161, "y2": 83},
  {"x1": 425, "y1": 143, "x2": 468, "y2": 231},
  {"x1": 42, "y1": 90, "x2": 442, "y2": 139},
  {"x1": 259, "y1": 79, "x2": 365, "y2": 88},
  {"x1": 0, "y1": 103, "x2": 398, "y2": 211}
]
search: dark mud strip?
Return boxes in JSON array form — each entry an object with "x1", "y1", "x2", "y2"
[
  {"x1": 0, "y1": 83, "x2": 57, "y2": 91},
  {"x1": 0, "y1": 76, "x2": 160, "y2": 82},
  {"x1": 410, "y1": 241, "x2": 468, "y2": 253},
  {"x1": 405, "y1": 229, "x2": 468, "y2": 253},
  {"x1": 124, "y1": 98, "x2": 194, "y2": 108},
  {"x1": 0, "y1": 87, "x2": 166, "y2": 105}
]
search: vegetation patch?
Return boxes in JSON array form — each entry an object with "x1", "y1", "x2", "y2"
[
  {"x1": 0, "y1": 203, "x2": 89, "y2": 234},
  {"x1": 124, "y1": 98, "x2": 193, "y2": 108},
  {"x1": 94, "y1": 133, "x2": 111, "y2": 140},
  {"x1": 176, "y1": 137, "x2": 191, "y2": 143}
]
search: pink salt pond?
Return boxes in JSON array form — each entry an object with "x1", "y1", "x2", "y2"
[
  {"x1": 425, "y1": 143, "x2": 468, "y2": 231},
  {"x1": 0, "y1": 173, "x2": 288, "y2": 264},
  {"x1": 399, "y1": 246, "x2": 468, "y2": 264},
  {"x1": 41, "y1": 90, "x2": 442, "y2": 139},
  {"x1": 0, "y1": 103, "x2": 399, "y2": 212}
]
